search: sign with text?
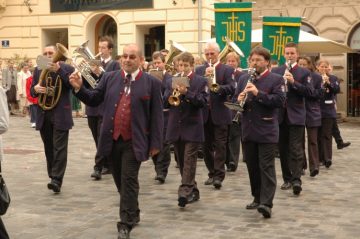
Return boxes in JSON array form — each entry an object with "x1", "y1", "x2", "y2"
[
  {"x1": 214, "y1": 2, "x2": 252, "y2": 68},
  {"x1": 50, "y1": 0, "x2": 153, "y2": 13},
  {"x1": 262, "y1": 16, "x2": 301, "y2": 65}
]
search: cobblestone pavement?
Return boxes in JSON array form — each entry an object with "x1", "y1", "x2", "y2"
[{"x1": 1, "y1": 116, "x2": 360, "y2": 239}]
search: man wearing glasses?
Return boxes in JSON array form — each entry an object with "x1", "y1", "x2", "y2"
[
  {"x1": 30, "y1": 44, "x2": 75, "y2": 193},
  {"x1": 195, "y1": 42, "x2": 234, "y2": 189},
  {"x1": 69, "y1": 43, "x2": 163, "y2": 239}
]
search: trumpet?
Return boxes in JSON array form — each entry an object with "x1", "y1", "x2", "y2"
[
  {"x1": 168, "y1": 88, "x2": 181, "y2": 106},
  {"x1": 283, "y1": 60, "x2": 292, "y2": 93},
  {"x1": 238, "y1": 68, "x2": 257, "y2": 111},
  {"x1": 208, "y1": 59, "x2": 220, "y2": 93}
]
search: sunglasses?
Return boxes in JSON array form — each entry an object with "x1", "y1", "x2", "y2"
[{"x1": 122, "y1": 54, "x2": 137, "y2": 60}]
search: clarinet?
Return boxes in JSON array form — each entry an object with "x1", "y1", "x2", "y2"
[
  {"x1": 238, "y1": 68, "x2": 257, "y2": 112},
  {"x1": 284, "y1": 60, "x2": 292, "y2": 93}
]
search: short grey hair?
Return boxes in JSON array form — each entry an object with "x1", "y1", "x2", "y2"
[{"x1": 204, "y1": 41, "x2": 220, "y2": 53}]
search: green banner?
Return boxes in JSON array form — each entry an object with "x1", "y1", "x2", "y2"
[
  {"x1": 214, "y1": 2, "x2": 252, "y2": 68},
  {"x1": 262, "y1": 16, "x2": 301, "y2": 65}
]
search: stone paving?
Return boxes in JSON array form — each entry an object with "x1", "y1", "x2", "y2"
[{"x1": 1, "y1": 116, "x2": 360, "y2": 239}]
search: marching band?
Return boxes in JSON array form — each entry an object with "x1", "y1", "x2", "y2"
[{"x1": 9, "y1": 35, "x2": 348, "y2": 239}]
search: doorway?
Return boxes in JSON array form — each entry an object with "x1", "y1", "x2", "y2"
[
  {"x1": 95, "y1": 15, "x2": 118, "y2": 58},
  {"x1": 144, "y1": 26, "x2": 165, "y2": 61}
]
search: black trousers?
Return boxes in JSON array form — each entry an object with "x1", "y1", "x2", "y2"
[
  {"x1": 87, "y1": 116, "x2": 108, "y2": 170},
  {"x1": 40, "y1": 111, "x2": 69, "y2": 185},
  {"x1": 110, "y1": 138, "x2": 141, "y2": 229},
  {"x1": 332, "y1": 118, "x2": 343, "y2": 145},
  {"x1": 279, "y1": 122, "x2": 305, "y2": 184},
  {"x1": 306, "y1": 127, "x2": 320, "y2": 172},
  {"x1": 243, "y1": 142, "x2": 277, "y2": 207},
  {"x1": 203, "y1": 115, "x2": 228, "y2": 181},
  {"x1": 173, "y1": 141, "x2": 200, "y2": 198},
  {"x1": 319, "y1": 118, "x2": 334, "y2": 163},
  {"x1": 152, "y1": 143, "x2": 171, "y2": 177},
  {"x1": 226, "y1": 122, "x2": 242, "y2": 170},
  {"x1": 0, "y1": 218, "x2": 9, "y2": 239}
]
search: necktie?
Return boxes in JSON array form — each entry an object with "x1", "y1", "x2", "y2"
[
  {"x1": 124, "y1": 74, "x2": 131, "y2": 95},
  {"x1": 101, "y1": 60, "x2": 106, "y2": 68}
]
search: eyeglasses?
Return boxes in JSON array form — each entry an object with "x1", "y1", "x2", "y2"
[
  {"x1": 205, "y1": 52, "x2": 215, "y2": 56},
  {"x1": 43, "y1": 51, "x2": 54, "y2": 56},
  {"x1": 121, "y1": 54, "x2": 137, "y2": 60}
]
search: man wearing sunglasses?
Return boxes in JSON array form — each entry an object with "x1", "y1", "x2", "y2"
[
  {"x1": 195, "y1": 41, "x2": 234, "y2": 189},
  {"x1": 69, "y1": 43, "x2": 163, "y2": 239}
]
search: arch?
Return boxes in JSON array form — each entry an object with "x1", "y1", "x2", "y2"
[{"x1": 85, "y1": 13, "x2": 118, "y2": 58}]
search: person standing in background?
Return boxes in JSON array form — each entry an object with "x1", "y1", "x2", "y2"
[
  {"x1": 2, "y1": 60, "x2": 18, "y2": 115},
  {"x1": 26, "y1": 75, "x2": 38, "y2": 128},
  {"x1": 17, "y1": 62, "x2": 32, "y2": 115}
]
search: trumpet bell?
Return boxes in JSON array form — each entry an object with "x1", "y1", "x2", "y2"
[
  {"x1": 210, "y1": 83, "x2": 220, "y2": 93},
  {"x1": 168, "y1": 96, "x2": 181, "y2": 106}
]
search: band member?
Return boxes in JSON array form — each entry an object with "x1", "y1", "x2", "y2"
[
  {"x1": 297, "y1": 56, "x2": 323, "y2": 177},
  {"x1": 235, "y1": 46, "x2": 285, "y2": 218},
  {"x1": 69, "y1": 43, "x2": 163, "y2": 239},
  {"x1": 149, "y1": 51, "x2": 172, "y2": 183},
  {"x1": 30, "y1": 45, "x2": 75, "y2": 193},
  {"x1": 88, "y1": 36, "x2": 120, "y2": 180},
  {"x1": 225, "y1": 52, "x2": 245, "y2": 172},
  {"x1": 164, "y1": 52, "x2": 208, "y2": 207},
  {"x1": 271, "y1": 42, "x2": 312, "y2": 195},
  {"x1": 195, "y1": 42, "x2": 234, "y2": 189},
  {"x1": 316, "y1": 58, "x2": 340, "y2": 168}
]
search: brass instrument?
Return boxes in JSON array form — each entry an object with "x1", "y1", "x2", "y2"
[
  {"x1": 36, "y1": 43, "x2": 69, "y2": 110},
  {"x1": 218, "y1": 37, "x2": 245, "y2": 64},
  {"x1": 283, "y1": 60, "x2": 292, "y2": 93},
  {"x1": 168, "y1": 76, "x2": 190, "y2": 106},
  {"x1": 208, "y1": 59, "x2": 220, "y2": 93},
  {"x1": 168, "y1": 88, "x2": 181, "y2": 106},
  {"x1": 165, "y1": 40, "x2": 186, "y2": 75},
  {"x1": 238, "y1": 68, "x2": 257, "y2": 112},
  {"x1": 72, "y1": 40, "x2": 104, "y2": 88}
]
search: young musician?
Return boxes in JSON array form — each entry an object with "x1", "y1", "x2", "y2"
[
  {"x1": 235, "y1": 46, "x2": 285, "y2": 218},
  {"x1": 164, "y1": 52, "x2": 208, "y2": 207},
  {"x1": 69, "y1": 43, "x2": 163, "y2": 239},
  {"x1": 316, "y1": 58, "x2": 340, "y2": 169},
  {"x1": 150, "y1": 51, "x2": 172, "y2": 183},
  {"x1": 271, "y1": 42, "x2": 313, "y2": 195}
]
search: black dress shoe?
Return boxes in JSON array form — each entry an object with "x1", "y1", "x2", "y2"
[
  {"x1": 280, "y1": 182, "x2": 292, "y2": 190},
  {"x1": 325, "y1": 160, "x2": 332, "y2": 168},
  {"x1": 47, "y1": 180, "x2": 61, "y2": 193},
  {"x1": 257, "y1": 204, "x2": 272, "y2": 218},
  {"x1": 91, "y1": 169, "x2": 102, "y2": 180},
  {"x1": 213, "y1": 179, "x2": 222, "y2": 189},
  {"x1": 337, "y1": 142, "x2": 351, "y2": 149},
  {"x1": 178, "y1": 196, "x2": 188, "y2": 208},
  {"x1": 310, "y1": 169, "x2": 319, "y2": 177},
  {"x1": 101, "y1": 167, "x2": 111, "y2": 175},
  {"x1": 155, "y1": 174, "x2": 165, "y2": 184},
  {"x1": 117, "y1": 224, "x2": 130, "y2": 239},
  {"x1": 292, "y1": 182, "x2": 302, "y2": 195},
  {"x1": 187, "y1": 191, "x2": 200, "y2": 204},
  {"x1": 246, "y1": 201, "x2": 260, "y2": 209},
  {"x1": 227, "y1": 162, "x2": 236, "y2": 172},
  {"x1": 204, "y1": 177, "x2": 214, "y2": 185}
]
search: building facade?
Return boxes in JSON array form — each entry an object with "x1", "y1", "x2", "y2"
[{"x1": 1, "y1": 0, "x2": 360, "y2": 117}]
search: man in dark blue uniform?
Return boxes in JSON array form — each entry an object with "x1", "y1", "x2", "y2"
[
  {"x1": 195, "y1": 42, "x2": 234, "y2": 189},
  {"x1": 88, "y1": 36, "x2": 121, "y2": 180},
  {"x1": 271, "y1": 42, "x2": 313, "y2": 196},
  {"x1": 31, "y1": 44, "x2": 75, "y2": 193},
  {"x1": 235, "y1": 46, "x2": 285, "y2": 218},
  {"x1": 69, "y1": 43, "x2": 163, "y2": 239}
]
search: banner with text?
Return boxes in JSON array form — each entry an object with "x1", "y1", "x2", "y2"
[
  {"x1": 262, "y1": 16, "x2": 301, "y2": 65},
  {"x1": 214, "y1": 2, "x2": 252, "y2": 68}
]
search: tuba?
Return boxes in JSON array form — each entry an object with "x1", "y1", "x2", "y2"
[
  {"x1": 218, "y1": 37, "x2": 245, "y2": 64},
  {"x1": 36, "y1": 43, "x2": 69, "y2": 110},
  {"x1": 165, "y1": 40, "x2": 186, "y2": 75}
]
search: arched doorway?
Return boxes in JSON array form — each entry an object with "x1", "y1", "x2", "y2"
[
  {"x1": 95, "y1": 15, "x2": 118, "y2": 58},
  {"x1": 347, "y1": 24, "x2": 360, "y2": 117},
  {"x1": 85, "y1": 14, "x2": 118, "y2": 59}
]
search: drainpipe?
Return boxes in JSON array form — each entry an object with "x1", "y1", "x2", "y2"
[{"x1": 197, "y1": 0, "x2": 202, "y2": 56}]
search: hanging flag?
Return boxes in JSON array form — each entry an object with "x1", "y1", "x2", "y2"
[
  {"x1": 262, "y1": 16, "x2": 302, "y2": 65},
  {"x1": 214, "y1": 2, "x2": 252, "y2": 68}
]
